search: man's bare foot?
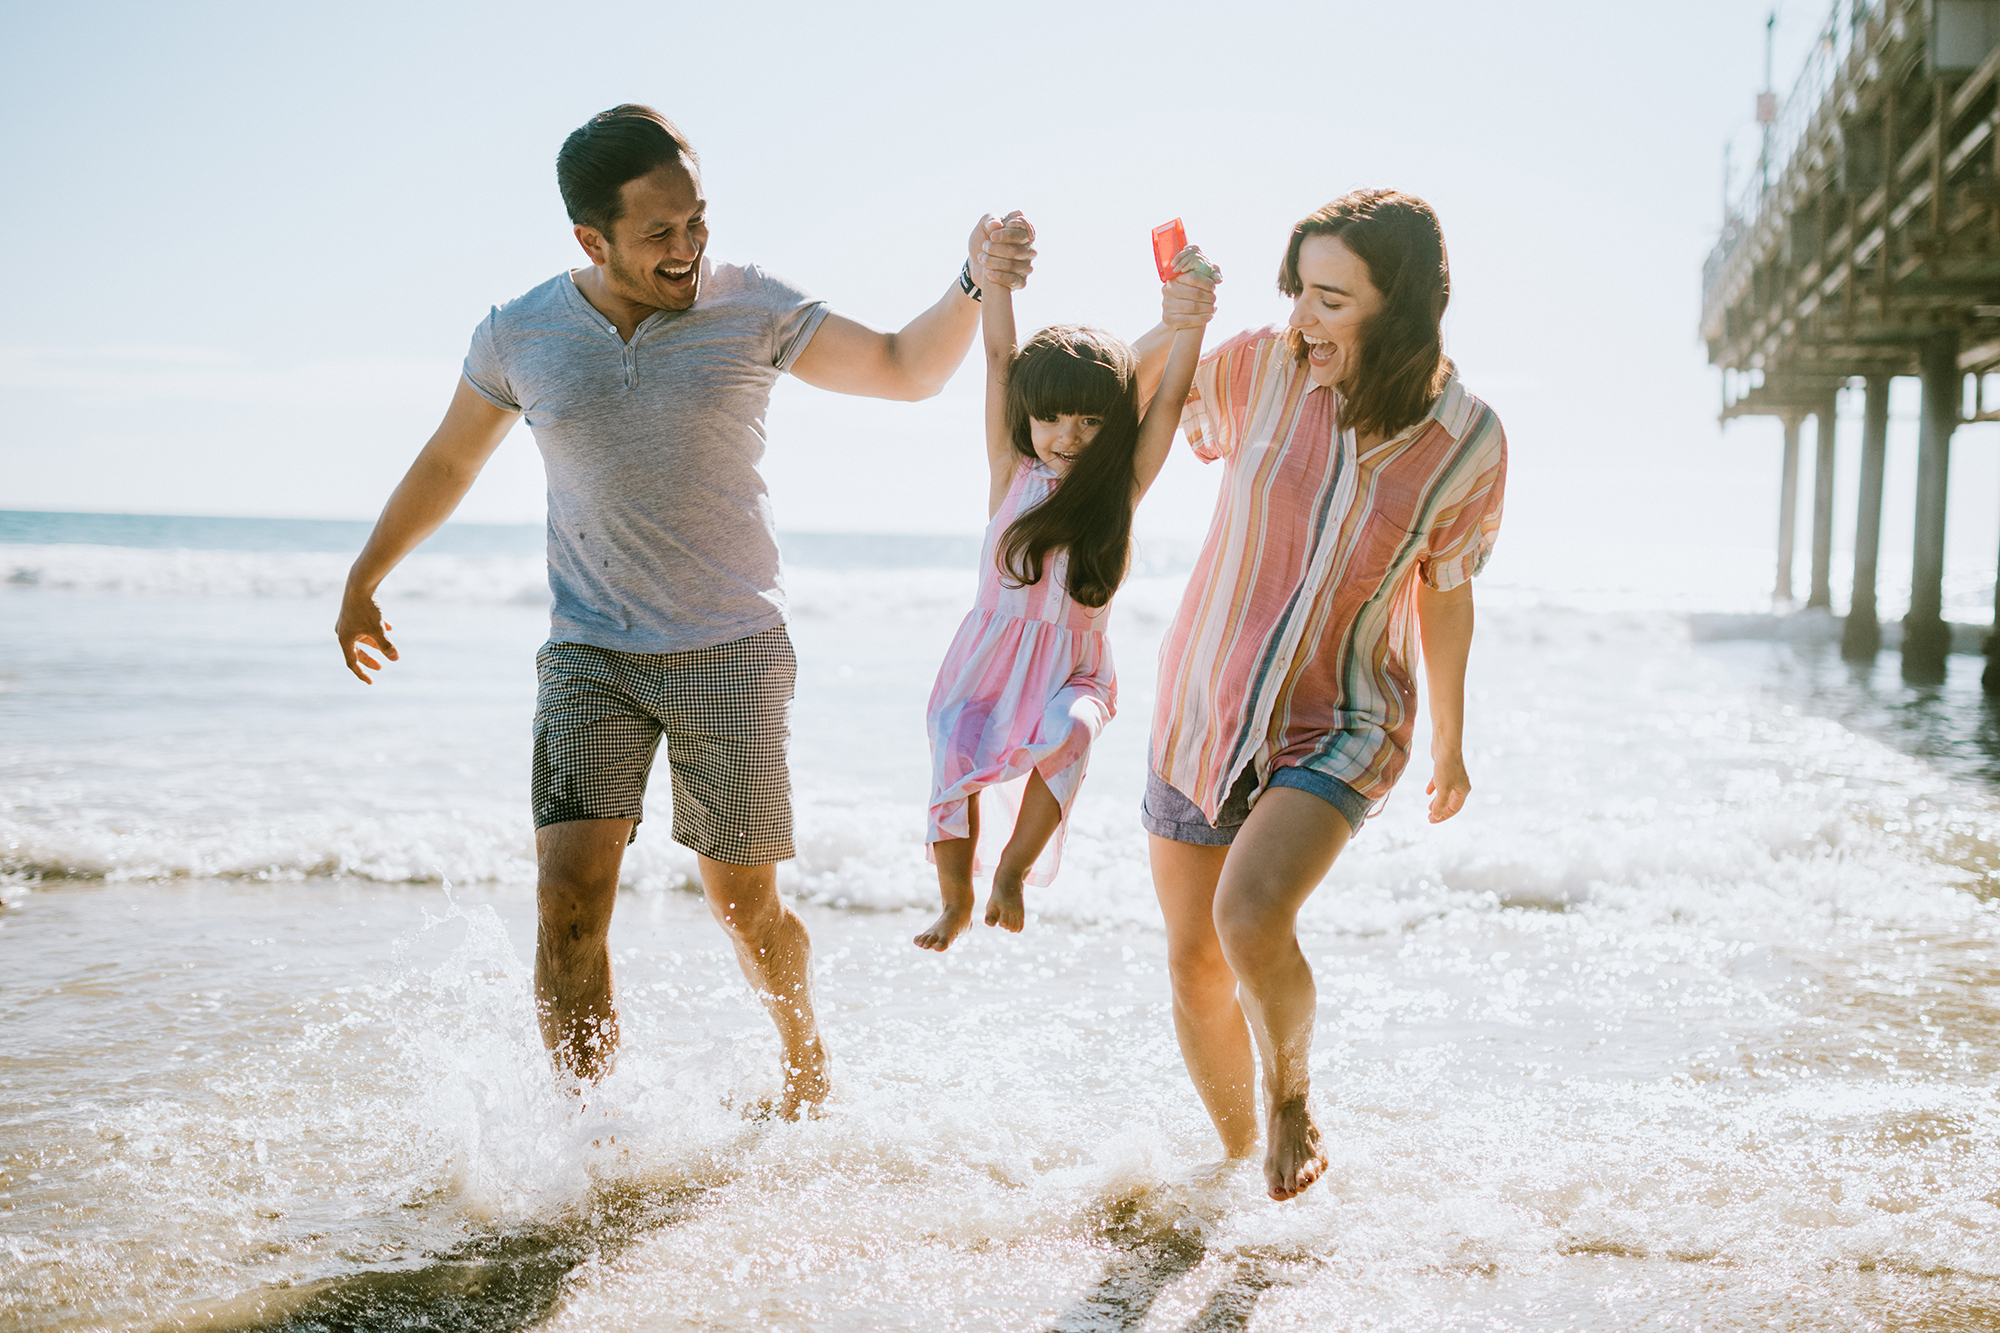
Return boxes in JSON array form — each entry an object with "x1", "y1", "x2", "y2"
[
  {"x1": 1264, "y1": 1095, "x2": 1326, "y2": 1201},
  {"x1": 915, "y1": 883, "x2": 975, "y2": 951},
  {"x1": 984, "y1": 869, "x2": 1025, "y2": 932},
  {"x1": 1179, "y1": 1156, "x2": 1254, "y2": 1190},
  {"x1": 776, "y1": 1039, "x2": 831, "y2": 1121}
]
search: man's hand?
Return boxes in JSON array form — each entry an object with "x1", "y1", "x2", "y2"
[
  {"x1": 1162, "y1": 248, "x2": 1219, "y2": 330},
  {"x1": 336, "y1": 588, "x2": 399, "y2": 684},
  {"x1": 978, "y1": 212, "x2": 1036, "y2": 292},
  {"x1": 1425, "y1": 747, "x2": 1471, "y2": 823}
]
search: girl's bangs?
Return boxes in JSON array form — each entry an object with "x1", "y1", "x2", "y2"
[{"x1": 1013, "y1": 336, "x2": 1127, "y2": 420}]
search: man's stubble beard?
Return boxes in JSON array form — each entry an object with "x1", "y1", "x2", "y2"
[{"x1": 607, "y1": 246, "x2": 700, "y2": 312}]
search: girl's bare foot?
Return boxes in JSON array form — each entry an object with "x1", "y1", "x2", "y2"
[
  {"x1": 984, "y1": 870, "x2": 1025, "y2": 932},
  {"x1": 1264, "y1": 1095, "x2": 1326, "y2": 1201},
  {"x1": 915, "y1": 883, "x2": 975, "y2": 951}
]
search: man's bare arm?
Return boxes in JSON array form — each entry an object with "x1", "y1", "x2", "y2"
[
  {"x1": 336, "y1": 378, "x2": 520, "y2": 683},
  {"x1": 789, "y1": 217, "x2": 1036, "y2": 402}
]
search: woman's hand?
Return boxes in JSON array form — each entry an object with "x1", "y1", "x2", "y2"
[
  {"x1": 1425, "y1": 746, "x2": 1471, "y2": 823},
  {"x1": 970, "y1": 210, "x2": 1036, "y2": 291},
  {"x1": 1162, "y1": 246, "x2": 1219, "y2": 330}
]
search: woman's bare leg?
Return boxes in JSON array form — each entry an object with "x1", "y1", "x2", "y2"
[
  {"x1": 1212, "y1": 787, "x2": 1351, "y2": 1200},
  {"x1": 916, "y1": 796, "x2": 980, "y2": 951},
  {"x1": 987, "y1": 769, "x2": 1061, "y2": 931},
  {"x1": 1149, "y1": 833, "x2": 1258, "y2": 1160}
]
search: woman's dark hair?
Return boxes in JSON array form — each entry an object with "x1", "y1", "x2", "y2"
[
  {"x1": 1277, "y1": 188, "x2": 1453, "y2": 440},
  {"x1": 996, "y1": 326, "x2": 1142, "y2": 609},
  {"x1": 557, "y1": 104, "x2": 699, "y2": 235}
]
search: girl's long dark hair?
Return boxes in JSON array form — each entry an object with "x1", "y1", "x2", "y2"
[
  {"x1": 1277, "y1": 188, "x2": 1453, "y2": 440},
  {"x1": 996, "y1": 325, "x2": 1141, "y2": 609}
]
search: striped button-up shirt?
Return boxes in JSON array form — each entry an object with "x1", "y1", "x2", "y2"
[{"x1": 1152, "y1": 327, "x2": 1507, "y2": 822}]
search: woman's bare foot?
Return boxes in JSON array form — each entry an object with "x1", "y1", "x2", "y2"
[
  {"x1": 1264, "y1": 1095, "x2": 1326, "y2": 1201},
  {"x1": 915, "y1": 883, "x2": 975, "y2": 951},
  {"x1": 984, "y1": 869, "x2": 1025, "y2": 932},
  {"x1": 776, "y1": 1039, "x2": 830, "y2": 1120}
]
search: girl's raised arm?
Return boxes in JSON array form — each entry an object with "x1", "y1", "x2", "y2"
[
  {"x1": 979, "y1": 211, "x2": 1031, "y2": 517},
  {"x1": 1132, "y1": 247, "x2": 1219, "y2": 500}
]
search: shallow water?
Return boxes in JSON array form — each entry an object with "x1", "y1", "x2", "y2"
[{"x1": 7, "y1": 535, "x2": 2000, "y2": 1330}]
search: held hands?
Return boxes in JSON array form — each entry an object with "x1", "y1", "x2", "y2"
[
  {"x1": 336, "y1": 590, "x2": 399, "y2": 684},
  {"x1": 1425, "y1": 745, "x2": 1471, "y2": 823},
  {"x1": 1161, "y1": 246, "x2": 1220, "y2": 330},
  {"x1": 969, "y1": 211, "x2": 1036, "y2": 292}
]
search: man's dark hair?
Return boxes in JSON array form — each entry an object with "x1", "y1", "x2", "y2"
[{"x1": 557, "y1": 105, "x2": 698, "y2": 235}]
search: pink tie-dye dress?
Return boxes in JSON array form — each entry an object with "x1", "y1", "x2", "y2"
[{"x1": 925, "y1": 459, "x2": 1117, "y2": 886}]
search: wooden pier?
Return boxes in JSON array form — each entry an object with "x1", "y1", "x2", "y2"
[{"x1": 1703, "y1": 0, "x2": 2000, "y2": 684}]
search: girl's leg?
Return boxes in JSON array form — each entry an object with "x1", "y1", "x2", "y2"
[
  {"x1": 986, "y1": 769, "x2": 1062, "y2": 931},
  {"x1": 1150, "y1": 832, "x2": 1259, "y2": 1160},
  {"x1": 915, "y1": 796, "x2": 980, "y2": 951},
  {"x1": 1211, "y1": 787, "x2": 1352, "y2": 1201}
]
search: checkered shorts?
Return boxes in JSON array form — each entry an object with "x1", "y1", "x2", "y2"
[{"x1": 531, "y1": 627, "x2": 796, "y2": 865}]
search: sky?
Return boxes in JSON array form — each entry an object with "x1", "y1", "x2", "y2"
[{"x1": 5, "y1": 0, "x2": 1996, "y2": 605}]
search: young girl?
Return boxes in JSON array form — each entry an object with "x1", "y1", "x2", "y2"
[{"x1": 915, "y1": 213, "x2": 1218, "y2": 951}]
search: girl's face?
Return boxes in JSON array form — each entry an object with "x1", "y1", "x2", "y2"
[
  {"x1": 1288, "y1": 233, "x2": 1383, "y2": 390},
  {"x1": 1028, "y1": 413, "x2": 1103, "y2": 476}
]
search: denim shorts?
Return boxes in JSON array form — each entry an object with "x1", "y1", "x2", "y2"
[{"x1": 1140, "y1": 763, "x2": 1368, "y2": 845}]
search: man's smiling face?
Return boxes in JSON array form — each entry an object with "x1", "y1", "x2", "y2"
[{"x1": 591, "y1": 159, "x2": 708, "y2": 312}]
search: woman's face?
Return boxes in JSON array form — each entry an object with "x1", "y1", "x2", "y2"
[{"x1": 1288, "y1": 233, "x2": 1383, "y2": 391}]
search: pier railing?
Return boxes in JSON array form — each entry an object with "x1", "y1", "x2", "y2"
[{"x1": 1704, "y1": 1, "x2": 1881, "y2": 316}]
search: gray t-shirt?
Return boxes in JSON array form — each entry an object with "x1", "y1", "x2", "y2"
[{"x1": 462, "y1": 260, "x2": 828, "y2": 652}]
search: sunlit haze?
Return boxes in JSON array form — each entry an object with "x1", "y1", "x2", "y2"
[{"x1": 7, "y1": 0, "x2": 1983, "y2": 608}]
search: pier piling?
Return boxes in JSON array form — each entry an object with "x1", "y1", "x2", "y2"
[
  {"x1": 1903, "y1": 333, "x2": 1958, "y2": 682},
  {"x1": 1777, "y1": 413, "x2": 1802, "y2": 604},
  {"x1": 1841, "y1": 375, "x2": 1891, "y2": 660},
  {"x1": 1808, "y1": 395, "x2": 1839, "y2": 610}
]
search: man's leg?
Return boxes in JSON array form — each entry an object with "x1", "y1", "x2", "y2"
[
  {"x1": 535, "y1": 816, "x2": 636, "y2": 1082},
  {"x1": 698, "y1": 854, "x2": 828, "y2": 1118},
  {"x1": 1211, "y1": 787, "x2": 1352, "y2": 1201},
  {"x1": 664, "y1": 627, "x2": 826, "y2": 1117}
]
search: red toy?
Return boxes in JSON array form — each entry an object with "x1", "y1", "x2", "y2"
[{"x1": 1151, "y1": 218, "x2": 1217, "y2": 282}]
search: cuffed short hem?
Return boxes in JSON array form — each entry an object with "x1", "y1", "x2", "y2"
[
  {"x1": 1140, "y1": 764, "x2": 1367, "y2": 846},
  {"x1": 1265, "y1": 766, "x2": 1369, "y2": 836}
]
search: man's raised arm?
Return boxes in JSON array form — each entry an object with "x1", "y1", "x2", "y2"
[
  {"x1": 788, "y1": 216, "x2": 1036, "y2": 401},
  {"x1": 335, "y1": 378, "x2": 520, "y2": 683}
]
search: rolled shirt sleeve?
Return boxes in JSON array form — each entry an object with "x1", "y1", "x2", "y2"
[
  {"x1": 1417, "y1": 408, "x2": 1507, "y2": 592},
  {"x1": 1179, "y1": 326, "x2": 1284, "y2": 464}
]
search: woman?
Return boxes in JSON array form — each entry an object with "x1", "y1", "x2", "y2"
[{"x1": 1134, "y1": 190, "x2": 1506, "y2": 1200}]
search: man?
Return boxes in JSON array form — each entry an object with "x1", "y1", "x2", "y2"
[{"x1": 335, "y1": 104, "x2": 1033, "y2": 1117}]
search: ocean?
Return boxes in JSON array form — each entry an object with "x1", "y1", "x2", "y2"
[{"x1": 5, "y1": 511, "x2": 2000, "y2": 1331}]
